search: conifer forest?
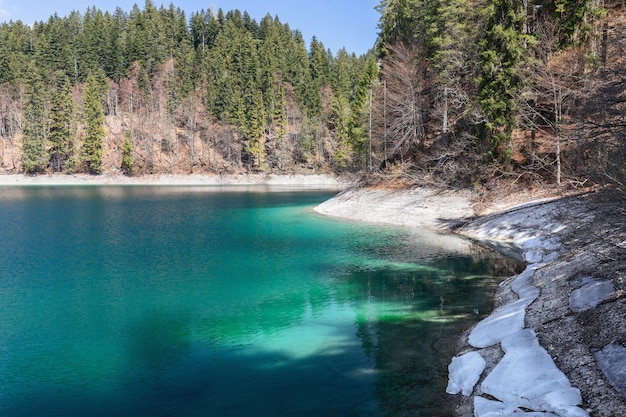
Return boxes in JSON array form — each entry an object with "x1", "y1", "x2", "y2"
[{"x1": 1, "y1": 0, "x2": 626, "y2": 187}]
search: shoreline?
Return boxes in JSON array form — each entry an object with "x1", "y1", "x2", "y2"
[
  {"x1": 0, "y1": 173, "x2": 350, "y2": 189},
  {"x1": 314, "y1": 187, "x2": 475, "y2": 230},
  {"x1": 315, "y1": 187, "x2": 625, "y2": 417},
  {"x1": 2, "y1": 174, "x2": 622, "y2": 415}
]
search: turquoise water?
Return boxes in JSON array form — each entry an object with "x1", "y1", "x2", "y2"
[{"x1": 0, "y1": 186, "x2": 518, "y2": 416}]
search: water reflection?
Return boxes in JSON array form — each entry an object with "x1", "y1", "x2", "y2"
[{"x1": 0, "y1": 187, "x2": 521, "y2": 417}]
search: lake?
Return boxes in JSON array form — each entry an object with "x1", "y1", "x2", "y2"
[{"x1": 0, "y1": 186, "x2": 519, "y2": 416}]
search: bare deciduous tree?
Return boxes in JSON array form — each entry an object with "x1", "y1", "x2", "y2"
[{"x1": 378, "y1": 42, "x2": 428, "y2": 165}]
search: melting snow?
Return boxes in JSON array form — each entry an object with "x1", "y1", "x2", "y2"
[
  {"x1": 468, "y1": 297, "x2": 531, "y2": 348},
  {"x1": 482, "y1": 329, "x2": 587, "y2": 416},
  {"x1": 474, "y1": 396, "x2": 559, "y2": 416},
  {"x1": 446, "y1": 351, "x2": 486, "y2": 396},
  {"x1": 447, "y1": 200, "x2": 594, "y2": 417},
  {"x1": 594, "y1": 344, "x2": 626, "y2": 397},
  {"x1": 569, "y1": 278, "x2": 615, "y2": 313}
]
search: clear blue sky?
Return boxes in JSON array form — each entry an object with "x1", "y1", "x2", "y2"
[{"x1": 0, "y1": 1, "x2": 380, "y2": 55}]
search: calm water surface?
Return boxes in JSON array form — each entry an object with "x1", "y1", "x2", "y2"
[{"x1": 0, "y1": 186, "x2": 519, "y2": 416}]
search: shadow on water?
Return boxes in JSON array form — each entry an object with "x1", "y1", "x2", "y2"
[
  {"x1": 339, "y1": 250, "x2": 523, "y2": 417},
  {"x1": 1, "y1": 249, "x2": 521, "y2": 417},
  {"x1": 2, "y1": 318, "x2": 461, "y2": 417}
]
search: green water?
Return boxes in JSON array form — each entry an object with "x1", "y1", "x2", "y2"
[{"x1": 0, "y1": 186, "x2": 518, "y2": 416}]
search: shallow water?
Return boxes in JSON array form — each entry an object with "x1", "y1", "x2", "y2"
[{"x1": 0, "y1": 186, "x2": 518, "y2": 416}]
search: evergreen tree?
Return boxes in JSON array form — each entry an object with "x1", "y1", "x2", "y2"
[
  {"x1": 330, "y1": 48, "x2": 358, "y2": 101},
  {"x1": 349, "y1": 55, "x2": 378, "y2": 154},
  {"x1": 285, "y1": 30, "x2": 317, "y2": 115},
  {"x1": 309, "y1": 36, "x2": 331, "y2": 86},
  {"x1": 257, "y1": 14, "x2": 283, "y2": 112},
  {"x1": 272, "y1": 82, "x2": 288, "y2": 141},
  {"x1": 0, "y1": 21, "x2": 32, "y2": 86},
  {"x1": 103, "y1": 8, "x2": 128, "y2": 82},
  {"x1": 79, "y1": 7, "x2": 108, "y2": 80},
  {"x1": 330, "y1": 92, "x2": 352, "y2": 168},
  {"x1": 476, "y1": 0, "x2": 530, "y2": 160},
  {"x1": 48, "y1": 76, "x2": 76, "y2": 172},
  {"x1": 425, "y1": 0, "x2": 470, "y2": 136},
  {"x1": 550, "y1": 0, "x2": 591, "y2": 46},
  {"x1": 375, "y1": 0, "x2": 423, "y2": 55},
  {"x1": 82, "y1": 71, "x2": 105, "y2": 174},
  {"x1": 121, "y1": 130, "x2": 134, "y2": 175},
  {"x1": 246, "y1": 89, "x2": 267, "y2": 169},
  {"x1": 21, "y1": 70, "x2": 48, "y2": 174}
]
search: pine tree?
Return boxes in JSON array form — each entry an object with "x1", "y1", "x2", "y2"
[
  {"x1": 426, "y1": 0, "x2": 470, "y2": 135},
  {"x1": 551, "y1": 0, "x2": 591, "y2": 46},
  {"x1": 82, "y1": 71, "x2": 105, "y2": 174},
  {"x1": 375, "y1": 0, "x2": 423, "y2": 55},
  {"x1": 273, "y1": 83, "x2": 288, "y2": 141},
  {"x1": 309, "y1": 36, "x2": 330, "y2": 86}
]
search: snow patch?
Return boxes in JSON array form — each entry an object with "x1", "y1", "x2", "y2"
[
  {"x1": 594, "y1": 344, "x2": 626, "y2": 397},
  {"x1": 468, "y1": 297, "x2": 532, "y2": 349},
  {"x1": 474, "y1": 396, "x2": 559, "y2": 416},
  {"x1": 482, "y1": 329, "x2": 587, "y2": 416},
  {"x1": 511, "y1": 265, "x2": 540, "y2": 302},
  {"x1": 525, "y1": 250, "x2": 544, "y2": 264},
  {"x1": 569, "y1": 278, "x2": 615, "y2": 313},
  {"x1": 449, "y1": 199, "x2": 593, "y2": 417},
  {"x1": 446, "y1": 351, "x2": 486, "y2": 396}
]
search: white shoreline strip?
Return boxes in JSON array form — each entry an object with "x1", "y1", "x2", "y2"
[{"x1": 0, "y1": 173, "x2": 350, "y2": 188}]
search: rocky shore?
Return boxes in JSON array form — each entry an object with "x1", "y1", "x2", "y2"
[{"x1": 315, "y1": 187, "x2": 626, "y2": 417}]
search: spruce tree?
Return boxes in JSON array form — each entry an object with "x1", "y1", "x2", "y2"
[
  {"x1": 246, "y1": 89, "x2": 267, "y2": 169},
  {"x1": 22, "y1": 81, "x2": 48, "y2": 174},
  {"x1": 349, "y1": 56, "x2": 378, "y2": 155},
  {"x1": 330, "y1": 92, "x2": 352, "y2": 169},
  {"x1": 121, "y1": 131, "x2": 134, "y2": 176},
  {"x1": 48, "y1": 77, "x2": 76, "y2": 172},
  {"x1": 476, "y1": 0, "x2": 530, "y2": 160},
  {"x1": 82, "y1": 71, "x2": 105, "y2": 174}
]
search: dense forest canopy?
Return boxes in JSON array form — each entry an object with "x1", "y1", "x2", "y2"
[
  {"x1": 0, "y1": 1, "x2": 378, "y2": 175},
  {"x1": 1, "y1": 0, "x2": 626, "y2": 188},
  {"x1": 374, "y1": 0, "x2": 626, "y2": 188}
]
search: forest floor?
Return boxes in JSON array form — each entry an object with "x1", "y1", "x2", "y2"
[{"x1": 316, "y1": 182, "x2": 626, "y2": 417}]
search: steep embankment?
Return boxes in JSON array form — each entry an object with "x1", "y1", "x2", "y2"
[{"x1": 314, "y1": 187, "x2": 626, "y2": 417}]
